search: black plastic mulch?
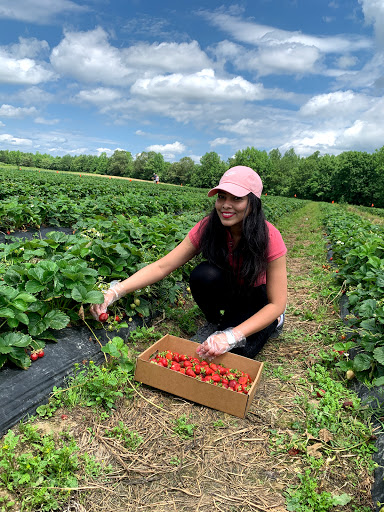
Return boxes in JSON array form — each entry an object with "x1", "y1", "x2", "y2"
[{"x1": 0, "y1": 227, "x2": 143, "y2": 437}]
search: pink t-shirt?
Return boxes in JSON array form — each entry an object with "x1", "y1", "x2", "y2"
[{"x1": 188, "y1": 218, "x2": 287, "y2": 286}]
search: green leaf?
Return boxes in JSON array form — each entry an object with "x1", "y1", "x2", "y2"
[
  {"x1": 0, "y1": 354, "x2": 8, "y2": 369},
  {"x1": 374, "y1": 376, "x2": 384, "y2": 387},
  {"x1": 353, "y1": 353, "x2": 372, "y2": 372},
  {"x1": 28, "y1": 317, "x2": 49, "y2": 337},
  {"x1": 8, "y1": 348, "x2": 32, "y2": 369},
  {"x1": 7, "y1": 317, "x2": 19, "y2": 328},
  {"x1": 332, "y1": 494, "x2": 352, "y2": 506},
  {"x1": 71, "y1": 285, "x2": 88, "y2": 302},
  {"x1": 45, "y1": 310, "x2": 70, "y2": 330},
  {"x1": 25, "y1": 280, "x2": 46, "y2": 293},
  {"x1": 14, "y1": 311, "x2": 29, "y2": 325},
  {"x1": 0, "y1": 307, "x2": 15, "y2": 318},
  {"x1": 15, "y1": 292, "x2": 36, "y2": 303},
  {"x1": 84, "y1": 290, "x2": 105, "y2": 304},
  {"x1": 358, "y1": 299, "x2": 377, "y2": 317},
  {"x1": 373, "y1": 347, "x2": 384, "y2": 366},
  {"x1": 102, "y1": 343, "x2": 121, "y2": 358}
]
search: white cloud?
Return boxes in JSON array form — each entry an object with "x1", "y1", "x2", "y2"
[
  {"x1": 76, "y1": 87, "x2": 123, "y2": 106},
  {"x1": 131, "y1": 69, "x2": 266, "y2": 102},
  {"x1": 0, "y1": 133, "x2": 32, "y2": 146},
  {"x1": 299, "y1": 91, "x2": 372, "y2": 118},
  {"x1": 14, "y1": 86, "x2": 55, "y2": 105},
  {"x1": 203, "y1": 10, "x2": 372, "y2": 77},
  {"x1": 0, "y1": 45, "x2": 55, "y2": 85},
  {"x1": 0, "y1": 0, "x2": 87, "y2": 24},
  {"x1": 51, "y1": 28, "x2": 212, "y2": 85},
  {"x1": 201, "y1": 10, "x2": 371, "y2": 52},
  {"x1": 210, "y1": 137, "x2": 234, "y2": 146},
  {"x1": 214, "y1": 40, "x2": 321, "y2": 76},
  {"x1": 335, "y1": 55, "x2": 358, "y2": 68},
  {"x1": 0, "y1": 104, "x2": 38, "y2": 118},
  {"x1": 34, "y1": 117, "x2": 60, "y2": 125},
  {"x1": 6, "y1": 37, "x2": 50, "y2": 59},
  {"x1": 359, "y1": 0, "x2": 384, "y2": 47},
  {"x1": 0, "y1": 121, "x2": 4, "y2": 127},
  {"x1": 146, "y1": 141, "x2": 186, "y2": 159},
  {"x1": 96, "y1": 147, "x2": 115, "y2": 156}
]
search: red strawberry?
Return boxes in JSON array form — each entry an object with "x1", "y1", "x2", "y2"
[
  {"x1": 317, "y1": 389, "x2": 326, "y2": 398},
  {"x1": 115, "y1": 315, "x2": 120, "y2": 322},
  {"x1": 186, "y1": 368, "x2": 196, "y2": 378},
  {"x1": 211, "y1": 374, "x2": 221, "y2": 382},
  {"x1": 30, "y1": 353, "x2": 38, "y2": 361},
  {"x1": 37, "y1": 350, "x2": 44, "y2": 358},
  {"x1": 238, "y1": 376, "x2": 248, "y2": 386},
  {"x1": 99, "y1": 312, "x2": 109, "y2": 322}
]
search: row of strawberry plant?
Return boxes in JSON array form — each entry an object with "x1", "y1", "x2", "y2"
[
  {"x1": 0, "y1": 211, "x2": 203, "y2": 370},
  {"x1": 0, "y1": 167, "x2": 305, "y2": 230},
  {"x1": 321, "y1": 203, "x2": 384, "y2": 384},
  {"x1": 0, "y1": 168, "x2": 211, "y2": 229}
]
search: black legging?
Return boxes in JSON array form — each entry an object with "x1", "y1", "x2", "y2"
[{"x1": 189, "y1": 261, "x2": 277, "y2": 358}]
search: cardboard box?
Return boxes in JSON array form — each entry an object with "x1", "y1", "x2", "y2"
[{"x1": 134, "y1": 334, "x2": 263, "y2": 418}]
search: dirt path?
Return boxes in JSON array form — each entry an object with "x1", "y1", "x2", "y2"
[{"x1": 14, "y1": 203, "x2": 374, "y2": 512}]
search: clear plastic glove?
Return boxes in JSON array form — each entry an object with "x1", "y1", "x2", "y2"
[
  {"x1": 89, "y1": 280, "x2": 125, "y2": 320},
  {"x1": 196, "y1": 327, "x2": 246, "y2": 360}
]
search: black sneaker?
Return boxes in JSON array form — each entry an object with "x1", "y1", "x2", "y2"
[{"x1": 270, "y1": 312, "x2": 285, "y2": 339}]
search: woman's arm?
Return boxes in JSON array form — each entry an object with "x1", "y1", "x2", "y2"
[
  {"x1": 90, "y1": 236, "x2": 198, "y2": 319},
  {"x1": 236, "y1": 254, "x2": 287, "y2": 337}
]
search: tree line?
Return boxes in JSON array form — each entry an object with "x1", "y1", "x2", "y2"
[{"x1": 1, "y1": 146, "x2": 383, "y2": 207}]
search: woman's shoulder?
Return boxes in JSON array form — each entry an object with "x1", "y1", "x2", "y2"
[
  {"x1": 188, "y1": 216, "x2": 210, "y2": 248},
  {"x1": 265, "y1": 220, "x2": 287, "y2": 260}
]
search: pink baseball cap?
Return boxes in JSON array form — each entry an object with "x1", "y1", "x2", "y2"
[{"x1": 208, "y1": 166, "x2": 263, "y2": 198}]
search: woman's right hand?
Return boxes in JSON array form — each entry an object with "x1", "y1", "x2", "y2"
[{"x1": 89, "y1": 288, "x2": 115, "y2": 320}]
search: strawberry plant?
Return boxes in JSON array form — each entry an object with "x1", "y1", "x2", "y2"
[{"x1": 321, "y1": 204, "x2": 384, "y2": 384}]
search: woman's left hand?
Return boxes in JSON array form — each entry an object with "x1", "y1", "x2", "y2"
[{"x1": 196, "y1": 328, "x2": 246, "y2": 359}]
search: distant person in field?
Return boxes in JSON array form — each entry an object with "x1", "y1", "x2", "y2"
[
  {"x1": 90, "y1": 166, "x2": 287, "y2": 359},
  {"x1": 152, "y1": 173, "x2": 159, "y2": 184}
]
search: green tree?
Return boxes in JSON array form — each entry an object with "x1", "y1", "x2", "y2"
[
  {"x1": 107, "y1": 150, "x2": 133, "y2": 177},
  {"x1": 229, "y1": 147, "x2": 270, "y2": 180},
  {"x1": 190, "y1": 152, "x2": 227, "y2": 188},
  {"x1": 96, "y1": 152, "x2": 109, "y2": 175},
  {"x1": 332, "y1": 151, "x2": 375, "y2": 206},
  {"x1": 132, "y1": 151, "x2": 165, "y2": 180},
  {"x1": 165, "y1": 157, "x2": 195, "y2": 185}
]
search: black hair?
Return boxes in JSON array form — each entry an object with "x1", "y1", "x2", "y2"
[{"x1": 198, "y1": 193, "x2": 269, "y2": 287}]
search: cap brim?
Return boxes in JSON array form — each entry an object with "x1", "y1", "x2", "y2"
[{"x1": 207, "y1": 183, "x2": 250, "y2": 197}]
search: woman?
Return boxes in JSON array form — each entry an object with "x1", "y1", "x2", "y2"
[{"x1": 90, "y1": 166, "x2": 287, "y2": 359}]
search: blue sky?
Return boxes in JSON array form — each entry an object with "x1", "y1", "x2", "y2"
[{"x1": 0, "y1": 0, "x2": 383, "y2": 162}]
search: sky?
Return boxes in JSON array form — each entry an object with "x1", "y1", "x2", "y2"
[{"x1": 0, "y1": 0, "x2": 383, "y2": 163}]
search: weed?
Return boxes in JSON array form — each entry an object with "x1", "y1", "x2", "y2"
[
  {"x1": 172, "y1": 414, "x2": 197, "y2": 439},
  {"x1": 0, "y1": 426, "x2": 105, "y2": 512},
  {"x1": 104, "y1": 421, "x2": 143, "y2": 451},
  {"x1": 285, "y1": 469, "x2": 352, "y2": 511}
]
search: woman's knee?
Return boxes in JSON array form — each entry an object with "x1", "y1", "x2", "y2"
[{"x1": 189, "y1": 262, "x2": 225, "y2": 288}]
